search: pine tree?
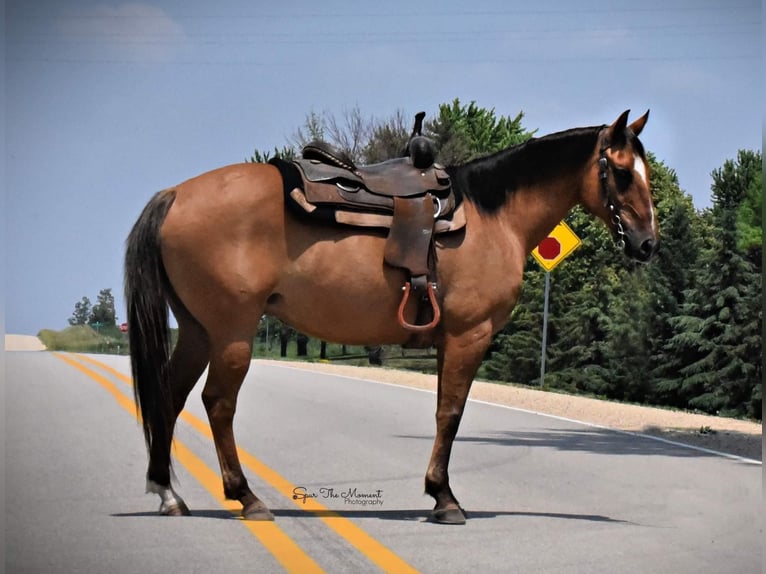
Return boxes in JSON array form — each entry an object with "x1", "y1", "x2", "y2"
[
  {"x1": 660, "y1": 151, "x2": 762, "y2": 418},
  {"x1": 543, "y1": 208, "x2": 621, "y2": 396},
  {"x1": 90, "y1": 288, "x2": 117, "y2": 326},
  {"x1": 733, "y1": 150, "x2": 762, "y2": 271},
  {"x1": 68, "y1": 296, "x2": 92, "y2": 326},
  {"x1": 644, "y1": 158, "x2": 703, "y2": 407}
]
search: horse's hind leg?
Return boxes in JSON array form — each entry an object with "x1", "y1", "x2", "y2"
[
  {"x1": 146, "y1": 312, "x2": 210, "y2": 516},
  {"x1": 202, "y1": 331, "x2": 273, "y2": 521}
]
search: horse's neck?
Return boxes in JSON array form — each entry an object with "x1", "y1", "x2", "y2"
[
  {"x1": 505, "y1": 181, "x2": 580, "y2": 255},
  {"x1": 453, "y1": 128, "x2": 599, "y2": 256}
]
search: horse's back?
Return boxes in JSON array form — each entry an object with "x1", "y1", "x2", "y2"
[{"x1": 165, "y1": 162, "x2": 284, "y2": 232}]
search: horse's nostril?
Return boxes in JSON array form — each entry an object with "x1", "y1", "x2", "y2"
[{"x1": 640, "y1": 238, "x2": 655, "y2": 256}]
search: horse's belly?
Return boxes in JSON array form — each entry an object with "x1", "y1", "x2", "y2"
[{"x1": 266, "y1": 277, "x2": 411, "y2": 345}]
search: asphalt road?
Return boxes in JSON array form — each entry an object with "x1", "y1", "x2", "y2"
[{"x1": 5, "y1": 352, "x2": 762, "y2": 574}]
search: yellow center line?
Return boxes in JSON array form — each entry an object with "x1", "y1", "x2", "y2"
[
  {"x1": 72, "y1": 353, "x2": 421, "y2": 574},
  {"x1": 53, "y1": 352, "x2": 324, "y2": 574}
]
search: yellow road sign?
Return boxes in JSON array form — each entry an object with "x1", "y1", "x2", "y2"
[{"x1": 531, "y1": 221, "x2": 582, "y2": 272}]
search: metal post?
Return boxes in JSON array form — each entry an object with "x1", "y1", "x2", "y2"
[{"x1": 540, "y1": 271, "x2": 551, "y2": 387}]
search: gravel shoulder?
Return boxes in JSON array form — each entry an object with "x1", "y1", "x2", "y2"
[{"x1": 259, "y1": 359, "x2": 763, "y2": 462}]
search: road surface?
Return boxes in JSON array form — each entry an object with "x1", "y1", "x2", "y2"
[{"x1": 5, "y1": 352, "x2": 762, "y2": 573}]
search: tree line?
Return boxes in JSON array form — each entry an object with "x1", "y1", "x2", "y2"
[
  {"x1": 248, "y1": 100, "x2": 761, "y2": 420},
  {"x1": 69, "y1": 287, "x2": 118, "y2": 328}
]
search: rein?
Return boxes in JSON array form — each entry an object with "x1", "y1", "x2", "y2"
[{"x1": 598, "y1": 134, "x2": 627, "y2": 250}]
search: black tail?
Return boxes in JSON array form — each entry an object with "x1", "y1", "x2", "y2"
[{"x1": 124, "y1": 188, "x2": 176, "y2": 458}]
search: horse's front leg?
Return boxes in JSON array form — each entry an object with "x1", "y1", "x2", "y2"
[{"x1": 425, "y1": 323, "x2": 493, "y2": 525}]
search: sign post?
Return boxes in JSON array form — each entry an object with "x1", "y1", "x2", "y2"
[
  {"x1": 540, "y1": 271, "x2": 551, "y2": 386},
  {"x1": 531, "y1": 221, "x2": 581, "y2": 387}
]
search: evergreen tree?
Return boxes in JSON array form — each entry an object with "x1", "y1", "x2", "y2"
[
  {"x1": 543, "y1": 207, "x2": 621, "y2": 395},
  {"x1": 643, "y1": 157, "x2": 702, "y2": 407},
  {"x1": 732, "y1": 150, "x2": 762, "y2": 270},
  {"x1": 68, "y1": 296, "x2": 92, "y2": 326},
  {"x1": 660, "y1": 151, "x2": 761, "y2": 417},
  {"x1": 90, "y1": 288, "x2": 117, "y2": 326}
]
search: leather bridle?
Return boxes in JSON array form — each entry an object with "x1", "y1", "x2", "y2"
[{"x1": 598, "y1": 134, "x2": 627, "y2": 250}]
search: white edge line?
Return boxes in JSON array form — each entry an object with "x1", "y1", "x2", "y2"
[{"x1": 255, "y1": 361, "x2": 763, "y2": 466}]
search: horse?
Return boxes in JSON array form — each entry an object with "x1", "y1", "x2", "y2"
[{"x1": 124, "y1": 109, "x2": 657, "y2": 525}]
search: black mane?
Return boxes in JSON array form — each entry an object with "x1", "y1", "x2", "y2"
[{"x1": 446, "y1": 126, "x2": 604, "y2": 213}]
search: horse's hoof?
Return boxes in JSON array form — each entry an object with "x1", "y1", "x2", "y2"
[
  {"x1": 159, "y1": 500, "x2": 191, "y2": 516},
  {"x1": 429, "y1": 507, "x2": 466, "y2": 525},
  {"x1": 242, "y1": 502, "x2": 275, "y2": 521}
]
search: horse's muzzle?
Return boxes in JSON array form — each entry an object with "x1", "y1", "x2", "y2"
[{"x1": 624, "y1": 231, "x2": 658, "y2": 262}]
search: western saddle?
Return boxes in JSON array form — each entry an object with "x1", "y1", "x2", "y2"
[{"x1": 271, "y1": 112, "x2": 465, "y2": 339}]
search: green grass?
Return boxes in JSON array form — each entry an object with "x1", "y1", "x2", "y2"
[{"x1": 37, "y1": 324, "x2": 129, "y2": 354}]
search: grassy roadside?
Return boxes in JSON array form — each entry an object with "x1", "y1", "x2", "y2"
[{"x1": 38, "y1": 325, "x2": 129, "y2": 354}]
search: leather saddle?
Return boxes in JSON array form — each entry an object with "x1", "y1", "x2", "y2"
[{"x1": 272, "y1": 113, "x2": 466, "y2": 339}]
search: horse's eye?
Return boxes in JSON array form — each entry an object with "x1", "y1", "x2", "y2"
[{"x1": 614, "y1": 167, "x2": 633, "y2": 190}]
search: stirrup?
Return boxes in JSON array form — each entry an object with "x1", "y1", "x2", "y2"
[{"x1": 397, "y1": 281, "x2": 441, "y2": 332}]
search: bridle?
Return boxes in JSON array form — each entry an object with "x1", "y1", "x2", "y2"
[{"x1": 598, "y1": 132, "x2": 627, "y2": 250}]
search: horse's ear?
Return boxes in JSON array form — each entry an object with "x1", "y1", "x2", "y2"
[
  {"x1": 606, "y1": 109, "x2": 631, "y2": 148},
  {"x1": 628, "y1": 110, "x2": 649, "y2": 137}
]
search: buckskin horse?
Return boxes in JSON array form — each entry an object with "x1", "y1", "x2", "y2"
[{"x1": 125, "y1": 109, "x2": 657, "y2": 525}]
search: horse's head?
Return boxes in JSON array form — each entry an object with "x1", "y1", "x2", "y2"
[{"x1": 583, "y1": 110, "x2": 659, "y2": 262}]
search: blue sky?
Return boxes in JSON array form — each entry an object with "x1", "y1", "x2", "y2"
[{"x1": 4, "y1": 0, "x2": 761, "y2": 335}]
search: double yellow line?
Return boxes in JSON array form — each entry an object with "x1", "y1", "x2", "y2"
[{"x1": 54, "y1": 353, "x2": 419, "y2": 574}]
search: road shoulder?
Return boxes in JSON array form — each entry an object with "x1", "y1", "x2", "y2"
[{"x1": 257, "y1": 359, "x2": 762, "y2": 462}]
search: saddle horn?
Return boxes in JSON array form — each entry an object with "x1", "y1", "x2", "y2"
[
  {"x1": 410, "y1": 111, "x2": 426, "y2": 137},
  {"x1": 404, "y1": 111, "x2": 436, "y2": 170}
]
